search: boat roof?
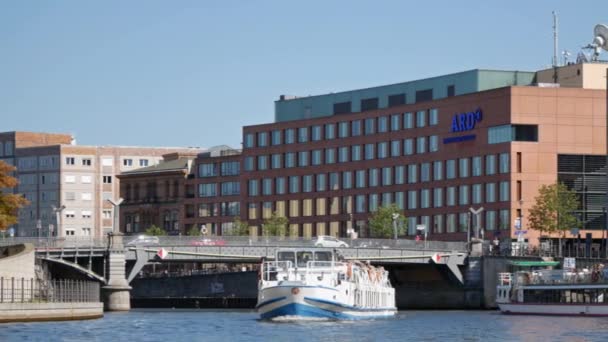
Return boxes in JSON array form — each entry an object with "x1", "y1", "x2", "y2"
[{"x1": 508, "y1": 261, "x2": 560, "y2": 267}]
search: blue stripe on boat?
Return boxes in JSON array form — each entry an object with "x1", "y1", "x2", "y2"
[
  {"x1": 260, "y1": 285, "x2": 339, "y2": 292},
  {"x1": 260, "y1": 303, "x2": 393, "y2": 320},
  {"x1": 255, "y1": 296, "x2": 286, "y2": 309},
  {"x1": 303, "y1": 297, "x2": 395, "y2": 312}
]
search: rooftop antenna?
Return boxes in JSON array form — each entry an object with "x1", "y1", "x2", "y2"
[
  {"x1": 562, "y1": 50, "x2": 571, "y2": 65},
  {"x1": 585, "y1": 24, "x2": 608, "y2": 61},
  {"x1": 552, "y1": 11, "x2": 558, "y2": 67}
]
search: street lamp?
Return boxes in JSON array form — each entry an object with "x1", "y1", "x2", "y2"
[
  {"x1": 51, "y1": 205, "x2": 66, "y2": 239},
  {"x1": 391, "y1": 213, "x2": 399, "y2": 240},
  {"x1": 518, "y1": 199, "x2": 524, "y2": 256},
  {"x1": 108, "y1": 198, "x2": 124, "y2": 235}
]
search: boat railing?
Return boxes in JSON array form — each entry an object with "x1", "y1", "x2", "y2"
[
  {"x1": 511, "y1": 269, "x2": 608, "y2": 286},
  {"x1": 261, "y1": 261, "x2": 292, "y2": 281},
  {"x1": 498, "y1": 272, "x2": 512, "y2": 286}
]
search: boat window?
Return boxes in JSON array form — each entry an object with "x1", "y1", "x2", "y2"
[
  {"x1": 297, "y1": 251, "x2": 314, "y2": 267},
  {"x1": 277, "y1": 251, "x2": 295, "y2": 266},
  {"x1": 314, "y1": 251, "x2": 332, "y2": 262}
]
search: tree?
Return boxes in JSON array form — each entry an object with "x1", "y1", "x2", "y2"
[
  {"x1": 263, "y1": 211, "x2": 288, "y2": 237},
  {"x1": 528, "y1": 182, "x2": 580, "y2": 250},
  {"x1": 232, "y1": 217, "x2": 250, "y2": 236},
  {"x1": 0, "y1": 161, "x2": 29, "y2": 231},
  {"x1": 187, "y1": 226, "x2": 200, "y2": 236},
  {"x1": 368, "y1": 204, "x2": 406, "y2": 238},
  {"x1": 144, "y1": 225, "x2": 167, "y2": 236}
]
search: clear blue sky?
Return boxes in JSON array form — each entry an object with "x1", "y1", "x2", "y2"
[{"x1": 1, "y1": 1, "x2": 607, "y2": 149}]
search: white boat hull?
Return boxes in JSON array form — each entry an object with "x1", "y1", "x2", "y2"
[
  {"x1": 499, "y1": 303, "x2": 608, "y2": 317},
  {"x1": 257, "y1": 285, "x2": 396, "y2": 320}
]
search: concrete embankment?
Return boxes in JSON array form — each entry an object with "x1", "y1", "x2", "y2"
[{"x1": 0, "y1": 302, "x2": 104, "y2": 323}]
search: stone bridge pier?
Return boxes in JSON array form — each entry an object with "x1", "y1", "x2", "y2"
[{"x1": 102, "y1": 233, "x2": 131, "y2": 311}]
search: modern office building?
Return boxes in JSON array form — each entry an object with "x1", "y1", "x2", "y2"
[
  {"x1": 114, "y1": 62, "x2": 608, "y2": 248},
  {"x1": 2, "y1": 131, "x2": 202, "y2": 238}
]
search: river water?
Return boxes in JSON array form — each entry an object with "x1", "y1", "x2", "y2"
[{"x1": 1, "y1": 309, "x2": 607, "y2": 341}]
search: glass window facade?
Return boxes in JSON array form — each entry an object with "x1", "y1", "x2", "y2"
[
  {"x1": 352, "y1": 120, "x2": 362, "y2": 136},
  {"x1": 298, "y1": 151, "x2": 309, "y2": 167},
  {"x1": 272, "y1": 130, "x2": 282, "y2": 145},
  {"x1": 407, "y1": 191, "x2": 417, "y2": 209},
  {"x1": 325, "y1": 148, "x2": 336, "y2": 164},
  {"x1": 258, "y1": 132, "x2": 268, "y2": 147},
  {"x1": 429, "y1": 108, "x2": 438, "y2": 125},
  {"x1": 378, "y1": 116, "x2": 388, "y2": 133},
  {"x1": 404, "y1": 139, "x2": 414, "y2": 155},
  {"x1": 395, "y1": 166, "x2": 405, "y2": 184},
  {"x1": 433, "y1": 161, "x2": 443, "y2": 181},
  {"x1": 429, "y1": 135, "x2": 439, "y2": 152},
  {"x1": 312, "y1": 150, "x2": 322, "y2": 165},
  {"x1": 298, "y1": 127, "x2": 308, "y2": 143},
  {"x1": 311, "y1": 125, "x2": 322, "y2": 141},
  {"x1": 391, "y1": 114, "x2": 400, "y2": 131},
  {"x1": 302, "y1": 175, "x2": 313, "y2": 192},
  {"x1": 407, "y1": 164, "x2": 417, "y2": 183},
  {"x1": 416, "y1": 110, "x2": 426, "y2": 127},
  {"x1": 365, "y1": 144, "x2": 375, "y2": 160},
  {"x1": 339, "y1": 147, "x2": 349, "y2": 163},
  {"x1": 433, "y1": 188, "x2": 443, "y2": 207},
  {"x1": 365, "y1": 118, "x2": 375, "y2": 135},
  {"x1": 446, "y1": 160, "x2": 456, "y2": 179},
  {"x1": 356, "y1": 170, "x2": 366, "y2": 188},
  {"x1": 420, "y1": 163, "x2": 431, "y2": 182},
  {"x1": 378, "y1": 142, "x2": 388, "y2": 159},
  {"x1": 486, "y1": 155, "x2": 496, "y2": 175},
  {"x1": 459, "y1": 158, "x2": 469, "y2": 178},
  {"x1": 486, "y1": 183, "x2": 496, "y2": 203},
  {"x1": 325, "y1": 124, "x2": 335, "y2": 140},
  {"x1": 342, "y1": 171, "x2": 353, "y2": 189},
  {"x1": 285, "y1": 153, "x2": 296, "y2": 168},
  {"x1": 339, "y1": 122, "x2": 349, "y2": 138},
  {"x1": 285, "y1": 129, "x2": 295, "y2": 144},
  {"x1": 472, "y1": 156, "x2": 482, "y2": 176},
  {"x1": 403, "y1": 112, "x2": 413, "y2": 129},
  {"x1": 352, "y1": 145, "x2": 362, "y2": 161},
  {"x1": 499, "y1": 153, "x2": 510, "y2": 173},
  {"x1": 382, "y1": 167, "x2": 392, "y2": 186},
  {"x1": 369, "y1": 168, "x2": 379, "y2": 187}
]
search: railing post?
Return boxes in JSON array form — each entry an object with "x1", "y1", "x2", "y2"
[
  {"x1": 21, "y1": 278, "x2": 24, "y2": 303},
  {"x1": 30, "y1": 278, "x2": 33, "y2": 303},
  {"x1": 0, "y1": 277, "x2": 3, "y2": 303},
  {"x1": 11, "y1": 277, "x2": 14, "y2": 303}
]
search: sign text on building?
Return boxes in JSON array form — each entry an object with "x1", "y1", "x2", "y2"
[{"x1": 450, "y1": 108, "x2": 483, "y2": 133}]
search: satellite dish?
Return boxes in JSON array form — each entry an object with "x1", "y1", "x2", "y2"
[{"x1": 593, "y1": 24, "x2": 608, "y2": 51}]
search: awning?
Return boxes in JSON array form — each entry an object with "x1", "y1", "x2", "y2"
[{"x1": 508, "y1": 260, "x2": 560, "y2": 267}]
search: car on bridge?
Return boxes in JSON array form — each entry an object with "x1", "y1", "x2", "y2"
[
  {"x1": 314, "y1": 235, "x2": 349, "y2": 248},
  {"x1": 190, "y1": 238, "x2": 227, "y2": 246},
  {"x1": 126, "y1": 235, "x2": 160, "y2": 246}
]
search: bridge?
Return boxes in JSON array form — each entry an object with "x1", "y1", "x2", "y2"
[{"x1": 0, "y1": 235, "x2": 469, "y2": 310}]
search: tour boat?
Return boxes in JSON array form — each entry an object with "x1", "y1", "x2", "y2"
[
  {"x1": 496, "y1": 260, "x2": 608, "y2": 316},
  {"x1": 256, "y1": 248, "x2": 396, "y2": 320}
]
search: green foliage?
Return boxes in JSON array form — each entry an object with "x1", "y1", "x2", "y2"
[
  {"x1": 263, "y1": 211, "x2": 289, "y2": 237},
  {"x1": 528, "y1": 183, "x2": 581, "y2": 237},
  {"x1": 144, "y1": 225, "x2": 167, "y2": 236},
  {"x1": 368, "y1": 204, "x2": 406, "y2": 238},
  {"x1": 232, "y1": 217, "x2": 250, "y2": 236},
  {"x1": 187, "y1": 226, "x2": 200, "y2": 236}
]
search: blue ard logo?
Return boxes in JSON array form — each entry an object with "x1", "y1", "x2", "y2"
[{"x1": 450, "y1": 108, "x2": 483, "y2": 132}]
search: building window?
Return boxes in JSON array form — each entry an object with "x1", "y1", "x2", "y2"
[
  {"x1": 420, "y1": 163, "x2": 431, "y2": 182},
  {"x1": 298, "y1": 151, "x2": 309, "y2": 167},
  {"x1": 427, "y1": 135, "x2": 438, "y2": 153},
  {"x1": 289, "y1": 176, "x2": 299, "y2": 193},
  {"x1": 471, "y1": 156, "x2": 482, "y2": 177},
  {"x1": 395, "y1": 166, "x2": 405, "y2": 184},
  {"x1": 361, "y1": 97, "x2": 379, "y2": 111},
  {"x1": 459, "y1": 158, "x2": 469, "y2": 178},
  {"x1": 416, "y1": 137, "x2": 426, "y2": 154},
  {"x1": 486, "y1": 155, "x2": 496, "y2": 175},
  {"x1": 377, "y1": 142, "x2": 388, "y2": 159},
  {"x1": 244, "y1": 133, "x2": 255, "y2": 148},
  {"x1": 329, "y1": 172, "x2": 339, "y2": 190},
  {"x1": 312, "y1": 150, "x2": 323, "y2": 165},
  {"x1": 433, "y1": 188, "x2": 443, "y2": 208},
  {"x1": 298, "y1": 127, "x2": 308, "y2": 143},
  {"x1": 316, "y1": 174, "x2": 326, "y2": 192},
  {"x1": 338, "y1": 122, "x2": 350, "y2": 138},
  {"x1": 65, "y1": 175, "x2": 76, "y2": 183},
  {"x1": 257, "y1": 132, "x2": 268, "y2": 147},
  {"x1": 415, "y1": 89, "x2": 433, "y2": 103},
  {"x1": 459, "y1": 185, "x2": 469, "y2": 205},
  {"x1": 446, "y1": 187, "x2": 456, "y2": 206},
  {"x1": 325, "y1": 124, "x2": 335, "y2": 140},
  {"x1": 433, "y1": 161, "x2": 443, "y2": 181},
  {"x1": 378, "y1": 116, "x2": 388, "y2": 133},
  {"x1": 200, "y1": 183, "x2": 217, "y2": 197},
  {"x1": 320, "y1": 148, "x2": 333, "y2": 164},
  {"x1": 446, "y1": 214, "x2": 456, "y2": 233},
  {"x1": 420, "y1": 189, "x2": 430, "y2": 209},
  {"x1": 407, "y1": 191, "x2": 417, "y2": 209},
  {"x1": 334, "y1": 101, "x2": 352, "y2": 114},
  {"x1": 302, "y1": 175, "x2": 313, "y2": 192},
  {"x1": 123, "y1": 159, "x2": 133, "y2": 167},
  {"x1": 262, "y1": 178, "x2": 272, "y2": 195},
  {"x1": 355, "y1": 170, "x2": 366, "y2": 188},
  {"x1": 446, "y1": 160, "x2": 456, "y2": 179},
  {"x1": 459, "y1": 213, "x2": 468, "y2": 232},
  {"x1": 338, "y1": 147, "x2": 349, "y2": 163},
  {"x1": 499, "y1": 181, "x2": 510, "y2": 201},
  {"x1": 390, "y1": 114, "x2": 400, "y2": 131},
  {"x1": 382, "y1": 167, "x2": 392, "y2": 186},
  {"x1": 403, "y1": 112, "x2": 413, "y2": 129},
  {"x1": 416, "y1": 110, "x2": 426, "y2": 127},
  {"x1": 272, "y1": 130, "x2": 282, "y2": 145},
  {"x1": 139, "y1": 159, "x2": 149, "y2": 167},
  {"x1": 285, "y1": 129, "x2": 295, "y2": 144},
  {"x1": 285, "y1": 153, "x2": 296, "y2": 168},
  {"x1": 82, "y1": 158, "x2": 92, "y2": 166},
  {"x1": 65, "y1": 157, "x2": 75, "y2": 165},
  {"x1": 352, "y1": 145, "x2": 362, "y2": 161},
  {"x1": 433, "y1": 214, "x2": 444, "y2": 234},
  {"x1": 364, "y1": 118, "x2": 375, "y2": 135},
  {"x1": 311, "y1": 125, "x2": 322, "y2": 141},
  {"x1": 103, "y1": 176, "x2": 112, "y2": 184},
  {"x1": 342, "y1": 171, "x2": 352, "y2": 189},
  {"x1": 391, "y1": 140, "x2": 401, "y2": 157},
  {"x1": 369, "y1": 168, "x2": 379, "y2": 187},
  {"x1": 488, "y1": 124, "x2": 539, "y2": 144},
  {"x1": 247, "y1": 180, "x2": 258, "y2": 196},
  {"x1": 220, "y1": 161, "x2": 240, "y2": 176},
  {"x1": 472, "y1": 184, "x2": 483, "y2": 204},
  {"x1": 395, "y1": 192, "x2": 404, "y2": 210},
  {"x1": 82, "y1": 193, "x2": 92, "y2": 201},
  {"x1": 486, "y1": 183, "x2": 496, "y2": 203},
  {"x1": 352, "y1": 120, "x2": 362, "y2": 136},
  {"x1": 276, "y1": 177, "x2": 286, "y2": 195},
  {"x1": 429, "y1": 109, "x2": 438, "y2": 125},
  {"x1": 486, "y1": 211, "x2": 497, "y2": 231},
  {"x1": 244, "y1": 157, "x2": 254, "y2": 171},
  {"x1": 447, "y1": 85, "x2": 455, "y2": 97},
  {"x1": 388, "y1": 93, "x2": 406, "y2": 107},
  {"x1": 221, "y1": 182, "x2": 240, "y2": 196},
  {"x1": 407, "y1": 164, "x2": 417, "y2": 184},
  {"x1": 403, "y1": 139, "x2": 414, "y2": 155},
  {"x1": 355, "y1": 195, "x2": 366, "y2": 213},
  {"x1": 499, "y1": 153, "x2": 510, "y2": 173},
  {"x1": 368, "y1": 194, "x2": 379, "y2": 212},
  {"x1": 199, "y1": 163, "x2": 217, "y2": 177},
  {"x1": 364, "y1": 144, "x2": 375, "y2": 160}
]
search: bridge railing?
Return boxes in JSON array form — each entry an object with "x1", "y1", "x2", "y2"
[
  {"x1": 0, "y1": 278, "x2": 100, "y2": 303},
  {"x1": 0, "y1": 237, "x2": 108, "y2": 249}
]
